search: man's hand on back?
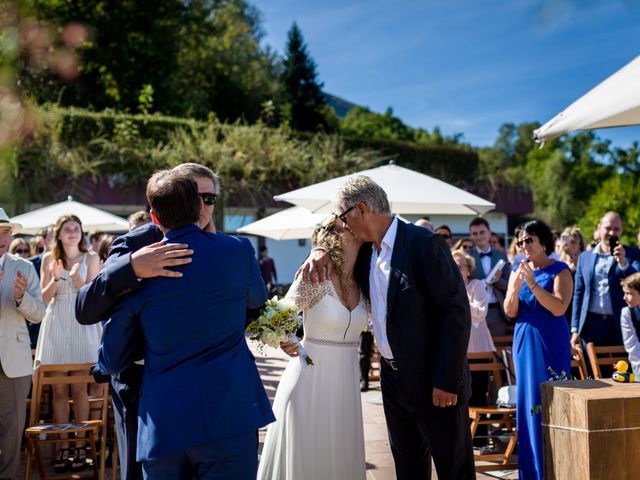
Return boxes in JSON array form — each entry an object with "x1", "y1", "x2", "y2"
[
  {"x1": 131, "y1": 242, "x2": 193, "y2": 279},
  {"x1": 294, "y1": 249, "x2": 332, "y2": 284}
]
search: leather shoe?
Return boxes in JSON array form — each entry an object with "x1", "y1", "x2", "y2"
[{"x1": 360, "y1": 380, "x2": 369, "y2": 392}]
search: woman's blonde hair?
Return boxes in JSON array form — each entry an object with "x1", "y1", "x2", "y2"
[
  {"x1": 451, "y1": 249, "x2": 475, "y2": 272},
  {"x1": 311, "y1": 216, "x2": 345, "y2": 279},
  {"x1": 52, "y1": 215, "x2": 88, "y2": 269}
]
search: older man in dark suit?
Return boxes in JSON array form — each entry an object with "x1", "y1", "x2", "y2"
[{"x1": 302, "y1": 176, "x2": 474, "y2": 480}]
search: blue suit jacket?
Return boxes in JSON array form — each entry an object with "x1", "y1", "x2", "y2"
[
  {"x1": 75, "y1": 223, "x2": 164, "y2": 326},
  {"x1": 98, "y1": 224, "x2": 273, "y2": 461},
  {"x1": 571, "y1": 245, "x2": 640, "y2": 334}
]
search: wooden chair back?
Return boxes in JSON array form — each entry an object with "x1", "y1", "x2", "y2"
[
  {"x1": 24, "y1": 363, "x2": 109, "y2": 480},
  {"x1": 467, "y1": 351, "x2": 508, "y2": 389},
  {"x1": 585, "y1": 343, "x2": 629, "y2": 379},
  {"x1": 571, "y1": 349, "x2": 590, "y2": 380}
]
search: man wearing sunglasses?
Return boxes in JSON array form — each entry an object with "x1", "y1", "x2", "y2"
[
  {"x1": 298, "y1": 176, "x2": 474, "y2": 480},
  {"x1": 75, "y1": 163, "x2": 220, "y2": 480}
]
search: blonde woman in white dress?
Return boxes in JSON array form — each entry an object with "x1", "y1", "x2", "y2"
[
  {"x1": 258, "y1": 216, "x2": 368, "y2": 480},
  {"x1": 34, "y1": 215, "x2": 100, "y2": 472}
]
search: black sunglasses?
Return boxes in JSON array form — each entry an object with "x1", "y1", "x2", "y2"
[
  {"x1": 516, "y1": 237, "x2": 534, "y2": 248},
  {"x1": 199, "y1": 192, "x2": 218, "y2": 206},
  {"x1": 36, "y1": 246, "x2": 45, "y2": 253},
  {"x1": 15, "y1": 248, "x2": 29, "y2": 254},
  {"x1": 336, "y1": 205, "x2": 355, "y2": 224}
]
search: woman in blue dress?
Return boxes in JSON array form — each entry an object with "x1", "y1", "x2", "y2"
[{"x1": 504, "y1": 220, "x2": 573, "y2": 480}]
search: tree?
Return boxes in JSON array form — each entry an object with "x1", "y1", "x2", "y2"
[
  {"x1": 579, "y1": 174, "x2": 640, "y2": 244},
  {"x1": 281, "y1": 22, "x2": 331, "y2": 132},
  {"x1": 341, "y1": 107, "x2": 413, "y2": 141},
  {"x1": 25, "y1": 0, "x2": 184, "y2": 113}
]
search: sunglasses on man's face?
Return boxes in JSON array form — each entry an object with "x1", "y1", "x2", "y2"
[
  {"x1": 198, "y1": 192, "x2": 218, "y2": 206},
  {"x1": 516, "y1": 237, "x2": 534, "y2": 248},
  {"x1": 336, "y1": 205, "x2": 355, "y2": 225}
]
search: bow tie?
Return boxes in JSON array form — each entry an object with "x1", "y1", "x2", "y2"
[{"x1": 479, "y1": 252, "x2": 492, "y2": 258}]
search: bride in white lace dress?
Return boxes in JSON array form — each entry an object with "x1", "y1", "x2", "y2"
[{"x1": 258, "y1": 217, "x2": 369, "y2": 480}]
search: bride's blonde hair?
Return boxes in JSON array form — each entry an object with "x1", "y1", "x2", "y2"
[{"x1": 311, "y1": 216, "x2": 345, "y2": 280}]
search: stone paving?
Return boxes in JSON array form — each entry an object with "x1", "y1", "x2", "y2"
[
  {"x1": 253, "y1": 343, "x2": 518, "y2": 480},
  {"x1": 21, "y1": 341, "x2": 518, "y2": 478}
]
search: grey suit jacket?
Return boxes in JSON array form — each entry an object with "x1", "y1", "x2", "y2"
[
  {"x1": 0, "y1": 254, "x2": 45, "y2": 378},
  {"x1": 469, "y1": 248, "x2": 511, "y2": 315}
]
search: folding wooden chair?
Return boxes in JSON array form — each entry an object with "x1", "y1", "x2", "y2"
[
  {"x1": 24, "y1": 363, "x2": 110, "y2": 480},
  {"x1": 585, "y1": 343, "x2": 628, "y2": 379},
  {"x1": 571, "y1": 348, "x2": 589, "y2": 380},
  {"x1": 467, "y1": 351, "x2": 518, "y2": 473}
]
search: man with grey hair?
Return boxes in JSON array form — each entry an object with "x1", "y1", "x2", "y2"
[{"x1": 300, "y1": 175, "x2": 474, "y2": 479}]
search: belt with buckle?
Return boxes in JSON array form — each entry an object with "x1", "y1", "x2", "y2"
[
  {"x1": 589, "y1": 312, "x2": 614, "y2": 321},
  {"x1": 383, "y1": 357, "x2": 398, "y2": 371}
]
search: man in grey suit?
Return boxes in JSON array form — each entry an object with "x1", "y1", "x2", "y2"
[
  {"x1": 469, "y1": 217, "x2": 511, "y2": 336},
  {"x1": 0, "y1": 210, "x2": 46, "y2": 479}
]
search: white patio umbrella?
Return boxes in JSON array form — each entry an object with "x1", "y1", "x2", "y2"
[
  {"x1": 534, "y1": 55, "x2": 640, "y2": 143},
  {"x1": 237, "y1": 206, "x2": 325, "y2": 240},
  {"x1": 11, "y1": 196, "x2": 129, "y2": 234},
  {"x1": 274, "y1": 163, "x2": 495, "y2": 215}
]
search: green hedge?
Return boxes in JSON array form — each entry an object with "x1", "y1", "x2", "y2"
[{"x1": 13, "y1": 107, "x2": 480, "y2": 212}]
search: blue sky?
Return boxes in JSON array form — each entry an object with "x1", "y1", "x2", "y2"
[{"x1": 252, "y1": 0, "x2": 640, "y2": 148}]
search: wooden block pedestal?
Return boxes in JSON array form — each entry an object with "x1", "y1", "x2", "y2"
[{"x1": 542, "y1": 379, "x2": 640, "y2": 480}]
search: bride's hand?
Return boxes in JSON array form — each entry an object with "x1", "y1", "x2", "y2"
[
  {"x1": 295, "y1": 249, "x2": 333, "y2": 285},
  {"x1": 280, "y1": 340, "x2": 300, "y2": 357}
]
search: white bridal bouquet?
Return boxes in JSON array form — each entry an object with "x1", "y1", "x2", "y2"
[{"x1": 246, "y1": 296, "x2": 314, "y2": 366}]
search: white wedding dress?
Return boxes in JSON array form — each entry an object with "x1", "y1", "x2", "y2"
[{"x1": 257, "y1": 278, "x2": 369, "y2": 480}]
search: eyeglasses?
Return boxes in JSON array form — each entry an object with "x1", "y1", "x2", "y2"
[
  {"x1": 438, "y1": 233, "x2": 451, "y2": 239},
  {"x1": 336, "y1": 205, "x2": 355, "y2": 225},
  {"x1": 15, "y1": 248, "x2": 29, "y2": 254},
  {"x1": 461, "y1": 245, "x2": 472, "y2": 251},
  {"x1": 36, "y1": 246, "x2": 45, "y2": 254},
  {"x1": 516, "y1": 237, "x2": 534, "y2": 248},
  {"x1": 199, "y1": 192, "x2": 218, "y2": 206}
]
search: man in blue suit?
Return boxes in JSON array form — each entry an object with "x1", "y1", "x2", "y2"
[
  {"x1": 98, "y1": 170, "x2": 273, "y2": 478},
  {"x1": 76, "y1": 163, "x2": 220, "y2": 479},
  {"x1": 571, "y1": 212, "x2": 640, "y2": 351}
]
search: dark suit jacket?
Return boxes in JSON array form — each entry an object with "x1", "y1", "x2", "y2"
[
  {"x1": 571, "y1": 245, "x2": 640, "y2": 334},
  {"x1": 98, "y1": 224, "x2": 273, "y2": 461},
  {"x1": 75, "y1": 223, "x2": 163, "y2": 325},
  {"x1": 355, "y1": 220, "x2": 471, "y2": 411}
]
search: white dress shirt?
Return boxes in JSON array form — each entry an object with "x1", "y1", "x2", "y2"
[
  {"x1": 476, "y1": 247, "x2": 497, "y2": 304},
  {"x1": 369, "y1": 217, "x2": 398, "y2": 360},
  {"x1": 620, "y1": 306, "x2": 640, "y2": 378}
]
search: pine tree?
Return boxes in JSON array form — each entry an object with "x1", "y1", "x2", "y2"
[{"x1": 282, "y1": 22, "x2": 330, "y2": 132}]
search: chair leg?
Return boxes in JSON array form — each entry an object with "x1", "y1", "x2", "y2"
[
  {"x1": 87, "y1": 431, "x2": 99, "y2": 480},
  {"x1": 32, "y1": 438, "x2": 47, "y2": 480},
  {"x1": 503, "y1": 430, "x2": 518, "y2": 464},
  {"x1": 24, "y1": 437, "x2": 33, "y2": 480}
]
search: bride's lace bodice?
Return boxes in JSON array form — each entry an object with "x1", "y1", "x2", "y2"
[{"x1": 285, "y1": 279, "x2": 369, "y2": 343}]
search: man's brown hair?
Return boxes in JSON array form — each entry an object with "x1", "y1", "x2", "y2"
[{"x1": 146, "y1": 170, "x2": 200, "y2": 230}]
